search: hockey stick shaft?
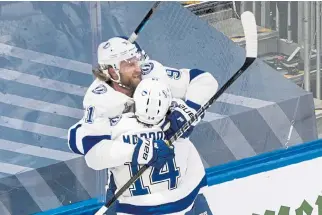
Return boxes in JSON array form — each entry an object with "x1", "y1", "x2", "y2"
[
  {"x1": 95, "y1": 165, "x2": 150, "y2": 215},
  {"x1": 96, "y1": 11, "x2": 257, "y2": 215},
  {"x1": 128, "y1": 1, "x2": 161, "y2": 43}
]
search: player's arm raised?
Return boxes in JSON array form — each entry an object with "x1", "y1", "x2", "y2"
[
  {"x1": 184, "y1": 68, "x2": 219, "y2": 111},
  {"x1": 163, "y1": 67, "x2": 219, "y2": 139},
  {"x1": 142, "y1": 60, "x2": 218, "y2": 107}
]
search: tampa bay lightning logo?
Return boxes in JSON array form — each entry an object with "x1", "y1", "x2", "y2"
[
  {"x1": 141, "y1": 62, "x2": 154, "y2": 75},
  {"x1": 92, "y1": 84, "x2": 107, "y2": 94},
  {"x1": 141, "y1": 90, "x2": 148, "y2": 96},
  {"x1": 110, "y1": 115, "x2": 122, "y2": 126}
]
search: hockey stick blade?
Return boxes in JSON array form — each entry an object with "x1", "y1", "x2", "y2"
[
  {"x1": 95, "y1": 11, "x2": 257, "y2": 215},
  {"x1": 241, "y1": 11, "x2": 257, "y2": 58},
  {"x1": 128, "y1": 1, "x2": 161, "y2": 43}
]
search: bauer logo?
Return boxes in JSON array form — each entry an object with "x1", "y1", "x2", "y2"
[
  {"x1": 92, "y1": 84, "x2": 107, "y2": 94},
  {"x1": 141, "y1": 62, "x2": 154, "y2": 75}
]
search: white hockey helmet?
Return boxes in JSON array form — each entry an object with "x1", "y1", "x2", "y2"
[
  {"x1": 133, "y1": 78, "x2": 172, "y2": 125},
  {"x1": 97, "y1": 36, "x2": 148, "y2": 83}
]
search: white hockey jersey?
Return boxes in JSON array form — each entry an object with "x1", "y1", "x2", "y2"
[
  {"x1": 66, "y1": 60, "x2": 214, "y2": 214},
  {"x1": 68, "y1": 60, "x2": 218, "y2": 156},
  {"x1": 81, "y1": 113, "x2": 207, "y2": 215},
  {"x1": 81, "y1": 60, "x2": 218, "y2": 123}
]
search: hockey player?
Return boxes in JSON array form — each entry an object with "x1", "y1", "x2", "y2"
[
  {"x1": 84, "y1": 78, "x2": 207, "y2": 214},
  {"x1": 67, "y1": 36, "x2": 216, "y2": 213},
  {"x1": 74, "y1": 36, "x2": 218, "y2": 144}
]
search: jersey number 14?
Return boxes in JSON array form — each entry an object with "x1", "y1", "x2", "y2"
[{"x1": 126, "y1": 159, "x2": 180, "y2": 196}]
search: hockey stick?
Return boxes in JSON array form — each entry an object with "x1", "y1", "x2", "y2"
[
  {"x1": 128, "y1": 1, "x2": 161, "y2": 43},
  {"x1": 168, "y1": 12, "x2": 257, "y2": 144},
  {"x1": 95, "y1": 11, "x2": 257, "y2": 215}
]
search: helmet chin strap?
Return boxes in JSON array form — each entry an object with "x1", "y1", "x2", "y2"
[
  {"x1": 109, "y1": 73, "x2": 137, "y2": 97},
  {"x1": 114, "y1": 60, "x2": 144, "y2": 91},
  {"x1": 111, "y1": 78, "x2": 132, "y2": 90},
  {"x1": 100, "y1": 64, "x2": 137, "y2": 92},
  {"x1": 104, "y1": 68, "x2": 132, "y2": 90}
]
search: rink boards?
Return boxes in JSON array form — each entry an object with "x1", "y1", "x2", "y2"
[
  {"x1": 36, "y1": 138, "x2": 322, "y2": 215},
  {"x1": 0, "y1": 1, "x2": 318, "y2": 214}
]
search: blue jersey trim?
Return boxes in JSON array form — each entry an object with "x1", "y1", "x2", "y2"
[
  {"x1": 189, "y1": 69, "x2": 205, "y2": 82},
  {"x1": 82, "y1": 135, "x2": 112, "y2": 154},
  {"x1": 185, "y1": 100, "x2": 205, "y2": 119},
  {"x1": 68, "y1": 124, "x2": 83, "y2": 155},
  {"x1": 115, "y1": 175, "x2": 207, "y2": 215},
  {"x1": 185, "y1": 100, "x2": 201, "y2": 112}
]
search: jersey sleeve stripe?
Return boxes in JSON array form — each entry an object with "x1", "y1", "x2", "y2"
[
  {"x1": 82, "y1": 135, "x2": 112, "y2": 154},
  {"x1": 185, "y1": 100, "x2": 205, "y2": 119},
  {"x1": 189, "y1": 69, "x2": 205, "y2": 82},
  {"x1": 68, "y1": 124, "x2": 84, "y2": 155},
  {"x1": 185, "y1": 100, "x2": 201, "y2": 111}
]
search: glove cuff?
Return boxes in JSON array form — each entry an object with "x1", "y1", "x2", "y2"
[
  {"x1": 132, "y1": 138, "x2": 153, "y2": 165},
  {"x1": 171, "y1": 99, "x2": 200, "y2": 125}
]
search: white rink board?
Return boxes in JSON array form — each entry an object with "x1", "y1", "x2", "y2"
[{"x1": 204, "y1": 156, "x2": 322, "y2": 215}]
